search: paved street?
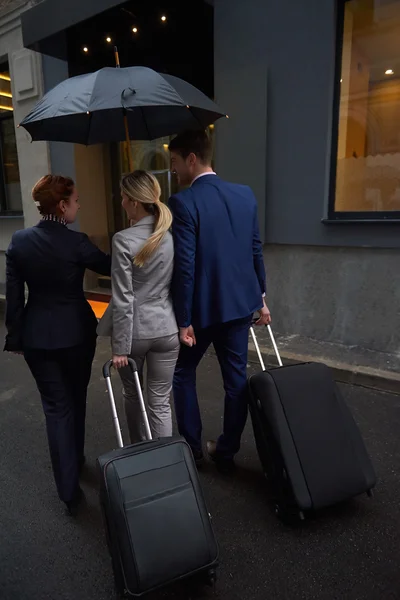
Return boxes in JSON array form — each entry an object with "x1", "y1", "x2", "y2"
[{"x1": 0, "y1": 328, "x2": 399, "y2": 600}]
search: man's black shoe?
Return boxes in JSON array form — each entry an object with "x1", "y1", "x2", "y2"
[
  {"x1": 207, "y1": 440, "x2": 236, "y2": 475},
  {"x1": 65, "y1": 487, "x2": 84, "y2": 517}
]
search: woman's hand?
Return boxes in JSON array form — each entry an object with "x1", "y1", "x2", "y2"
[{"x1": 113, "y1": 355, "x2": 129, "y2": 369}]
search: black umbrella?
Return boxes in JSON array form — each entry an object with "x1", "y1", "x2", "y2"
[{"x1": 19, "y1": 52, "x2": 227, "y2": 170}]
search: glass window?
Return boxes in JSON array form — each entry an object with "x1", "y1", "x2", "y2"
[
  {"x1": 334, "y1": 0, "x2": 400, "y2": 217},
  {"x1": 116, "y1": 126, "x2": 215, "y2": 228},
  {"x1": 119, "y1": 136, "x2": 178, "y2": 198},
  {"x1": 0, "y1": 64, "x2": 22, "y2": 215}
]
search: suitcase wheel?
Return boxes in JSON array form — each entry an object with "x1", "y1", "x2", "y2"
[
  {"x1": 206, "y1": 568, "x2": 217, "y2": 587},
  {"x1": 275, "y1": 504, "x2": 306, "y2": 525},
  {"x1": 275, "y1": 503, "x2": 284, "y2": 519}
]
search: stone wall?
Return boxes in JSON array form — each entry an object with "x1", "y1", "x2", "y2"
[{"x1": 265, "y1": 244, "x2": 400, "y2": 354}]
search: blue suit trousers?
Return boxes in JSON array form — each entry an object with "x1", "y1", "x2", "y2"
[{"x1": 173, "y1": 316, "x2": 252, "y2": 459}]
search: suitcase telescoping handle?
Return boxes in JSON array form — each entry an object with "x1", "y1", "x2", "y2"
[
  {"x1": 250, "y1": 322, "x2": 283, "y2": 370},
  {"x1": 102, "y1": 358, "x2": 153, "y2": 448}
]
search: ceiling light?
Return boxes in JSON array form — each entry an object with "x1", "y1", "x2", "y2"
[
  {"x1": 106, "y1": 37, "x2": 112, "y2": 43},
  {"x1": 385, "y1": 69, "x2": 394, "y2": 75},
  {"x1": 132, "y1": 27, "x2": 138, "y2": 33},
  {"x1": 83, "y1": 47, "x2": 88, "y2": 53},
  {"x1": 161, "y1": 15, "x2": 167, "y2": 22}
]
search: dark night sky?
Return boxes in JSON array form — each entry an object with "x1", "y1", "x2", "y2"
[{"x1": 67, "y1": 0, "x2": 214, "y2": 97}]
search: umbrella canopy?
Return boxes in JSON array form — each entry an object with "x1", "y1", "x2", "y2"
[{"x1": 20, "y1": 66, "x2": 226, "y2": 144}]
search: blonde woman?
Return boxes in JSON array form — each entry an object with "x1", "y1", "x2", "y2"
[{"x1": 101, "y1": 170, "x2": 179, "y2": 442}]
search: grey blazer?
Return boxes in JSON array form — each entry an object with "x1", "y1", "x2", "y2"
[{"x1": 97, "y1": 216, "x2": 178, "y2": 355}]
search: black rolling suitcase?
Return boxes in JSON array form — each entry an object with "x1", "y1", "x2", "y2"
[
  {"x1": 98, "y1": 359, "x2": 218, "y2": 597},
  {"x1": 248, "y1": 326, "x2": 376, "y2": 521}
]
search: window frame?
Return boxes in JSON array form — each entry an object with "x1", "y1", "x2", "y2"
[
  {"x1": 0, "y1": 60, "x2": 23, "y2": 217},
  {"x1": 327, "y1": 0, "x2": 400, "y2": 222}
]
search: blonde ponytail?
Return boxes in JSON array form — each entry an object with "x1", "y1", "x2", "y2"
[
  {"x1": 134, "y1": 201, "x2": 172, "y2": 267},
  {"x1": 120, "y1": 170, "x2": 173, "y2": 268}
]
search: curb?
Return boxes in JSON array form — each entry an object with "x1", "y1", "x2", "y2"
[{"x1": 247, "y1": 347, "x2": 400, "y2": 395}]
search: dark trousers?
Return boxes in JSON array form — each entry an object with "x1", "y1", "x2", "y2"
[
  {"x1": 24, "y1": 341, "x2": 96, "y2": 503},
  {"x1": 173, "y1": 316, "x2": 252, "y2": 460}
]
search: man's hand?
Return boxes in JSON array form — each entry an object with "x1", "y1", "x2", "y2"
[
  {"x1": 113, "y1": 355, "x2": 129, "y2": 369},
  {"x1": 255, "y1": 299, "x2": 272, "y2": 326},
  {"x1": 180, "y1": 326, "x2": 196, "y2": 347}
]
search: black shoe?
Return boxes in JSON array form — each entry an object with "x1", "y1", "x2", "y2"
[
  {"x1": 207, "y1": 440, "x2": 236, "y2": 476},
  {"x1": 191, "y1": 448, "x2": 204, "y2": 469},
  {"x1": 65, "y1": 487, "x2": 84, "y2": 517}
]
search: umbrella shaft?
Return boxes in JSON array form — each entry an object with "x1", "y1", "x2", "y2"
[
  {"x1": 124, "y1": 114, "x2": 133, "y2": 172},
  {"x1": 114, "y1": 46, "x2": 120, "y2": 68}
]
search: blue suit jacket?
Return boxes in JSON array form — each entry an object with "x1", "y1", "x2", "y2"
[
  {"x1": 4, "y1": 220, "x2": 111, "y2": 352},
  {"x1": 169, "y1": 175, "x2": 266, "y2": 329}
]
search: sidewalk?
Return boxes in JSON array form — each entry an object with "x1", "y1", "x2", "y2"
[
  {"x1": 1, "y1": 329, "x2": 400, "y2": 600},
  {"x1": 248, "y1": 327, "x2": 399, "y2": 394}
]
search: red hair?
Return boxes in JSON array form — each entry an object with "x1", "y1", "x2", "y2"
[{"x1": 32, "y1": 175, "x2": 75, "y2": 216}]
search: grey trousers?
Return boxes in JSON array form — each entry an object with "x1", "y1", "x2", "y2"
[{"x1": 118, "y1": 334, "x2": 180, "y2": 443}]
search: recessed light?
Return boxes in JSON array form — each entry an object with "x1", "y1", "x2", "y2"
[
  {"x1": 385, "y1": 69, "x2": 394, "y2": 75},
  {"x1": 83, "y1": 47, "x2": 88, "y2": 53},
  {"x1": 161, "y1": 15, "x2": 167, "y2": 22},
  {"x1": 132, "y1": 27, "x2": 138, "y2": 33},
  {"x1": 106, "y1": 36, "x2": 112, "y2": 43}
]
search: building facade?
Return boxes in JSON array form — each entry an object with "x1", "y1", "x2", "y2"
[
  {"x1": 0, "y1": 0, "x2": 399, "y2": 354},
  {"x1": 213, "y1": 0, "x2": 400, "y2": 355},
  {"x1": 0, "y1": 0, "x2": 49, "y2": 298}
]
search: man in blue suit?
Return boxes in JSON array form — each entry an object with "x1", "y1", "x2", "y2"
[{"x1": 168, "y1": 130, "x2": 271, "y2": 474}]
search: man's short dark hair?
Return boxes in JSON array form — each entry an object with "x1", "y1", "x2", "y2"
[{"x1": 168, "y1": 130, "x2": 213, "y2": 165}]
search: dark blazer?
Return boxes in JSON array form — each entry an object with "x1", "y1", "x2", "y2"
[
  {"x1": 169, "y1": 174, "x2": 266, "y2": 329},
  {"x1": 4, "y1": 220, "x2": 111, "y2": 352}
]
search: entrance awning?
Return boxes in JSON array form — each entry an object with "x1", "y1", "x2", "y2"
[{"x1": 21, "y1": 0, "x2": 125, "y2": 58}]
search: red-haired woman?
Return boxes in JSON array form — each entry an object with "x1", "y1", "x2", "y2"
[{"x1": 4, "y1": 175, "x2": 111, "y2": 516}]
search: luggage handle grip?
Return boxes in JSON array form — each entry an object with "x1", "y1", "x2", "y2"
[
  {"x1": 250, "y1": 321, "x2": 283, "y2": 370},
  {"x1": 103, "y1": 357, "x2": 138, "y2": 379},
  {"x1": 102, "y1": 358, "x2": 152, "y2": 449}
]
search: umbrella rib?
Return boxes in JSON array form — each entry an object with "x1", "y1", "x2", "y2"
[
  {"x1": 140, "y1": 106, "x2": 151, "y2": 140},
  {"x1": 187, "y1": 105, "x2": 205, "y2": 130},
  {"x1": 86, "y1": 110, "x2": 93, "y2": 145}
]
